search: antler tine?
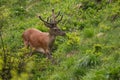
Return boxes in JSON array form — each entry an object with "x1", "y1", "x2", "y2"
[
  {"x1": 52, "y1": 8, "x2": 54, "y2": 13},
  {"x1": 55, "y1": 11, "x2": 60, "y2": 18},
  {"x1": 57, "y1": 15, "x2": 63, "y2": 24},
  {"x1": 39, "y1": 16, "x2": 52, "y2": 24},
  {"x1": 52, "y1": 8, "x2": 56, "y2": 23},
  {"x1": 47, "y1": 15, "x2": 53, "y2": 23},
  {"x1": 47, "y1": 17, "x2": 50, "y2": 22}
]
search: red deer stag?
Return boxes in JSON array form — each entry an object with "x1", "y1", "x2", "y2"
[{"x1": 22, "y1": 9, "x2": 66, "y2": 59}]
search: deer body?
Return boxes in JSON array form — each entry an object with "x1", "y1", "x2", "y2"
[
  {"x1": 22, "y1": 9, "x2": 65, "y2": 59},
  {"x1": 22, "y1": 28, "x2": 55, "y2": 54}
]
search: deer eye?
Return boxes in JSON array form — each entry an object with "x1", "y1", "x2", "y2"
[{"x1": 54, "y1": 29, "x2": 58, "y2": 31}]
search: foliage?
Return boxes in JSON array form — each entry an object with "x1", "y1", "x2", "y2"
[{"x1": 0, "y1": 0, "x2": 120, "y2": 80}]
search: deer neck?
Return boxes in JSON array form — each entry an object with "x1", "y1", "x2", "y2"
[{"x1": 48, "y1": 31, "x2": 56, "y2": 49}]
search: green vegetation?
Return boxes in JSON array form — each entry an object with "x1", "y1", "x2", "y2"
[{"x1": 0, "y1": 0, "x2": 120, "y2": 80}]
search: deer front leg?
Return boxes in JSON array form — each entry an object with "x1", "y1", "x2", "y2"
[
  {"x1": 47, "y1": 52, "x2": 55, "y2": 64},
  {"x1": 28, "y1": 43, "x2": 35, "y2": 56},
  {"x1": 45, "y1": 49, "x2": 56, "y2": 64},
  {"x1": 45, "y1": 49, "x2": 52, "y2": 59},
  {"x1": 48, "y1": 53, "x2": 52, "y2": 59}
]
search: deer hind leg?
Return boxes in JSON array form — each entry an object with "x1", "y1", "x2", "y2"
[
  {"x1": 29, "y1": 43, "x2": 38, "y2": 56},
  {"x1": 24, "y1": 40, "x2": 33, "y2": 56},
  {"x1": 23, "y1": 40, "x2": 31, "y2": 56},
  {"x1": 29, "y1": 46, "x2": 33, "y2": 56},
  {"x1": 23, "y1": 39, "x2": 30, "y2": 49}
]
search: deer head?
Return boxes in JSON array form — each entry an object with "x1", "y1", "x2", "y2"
[{"x1": 38, "y1": 8, "x2": 66, "y2": 36}]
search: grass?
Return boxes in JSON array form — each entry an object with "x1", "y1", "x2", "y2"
[{"x1": 0, "y1": 0, "x2": 120, "y2": 80}]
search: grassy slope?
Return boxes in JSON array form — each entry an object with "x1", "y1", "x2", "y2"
[{"x1": 1, "y1": 0, "x2": 120, "y2": 80}]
